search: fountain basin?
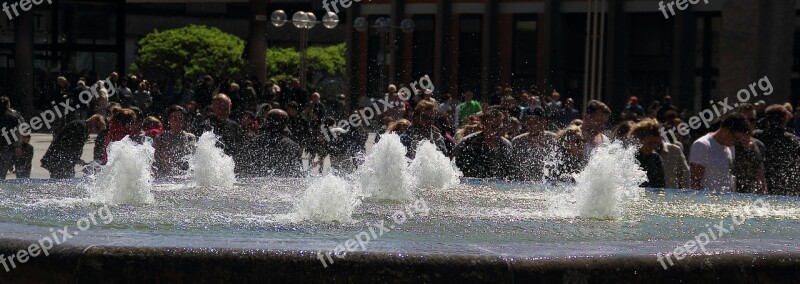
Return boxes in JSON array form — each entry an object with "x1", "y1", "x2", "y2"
[{"x1": 0, "y1": 178, "x2": 799, "y2": 282}]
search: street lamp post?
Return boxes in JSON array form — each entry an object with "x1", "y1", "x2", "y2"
[
  {"x1": 353, "y1": 17, "x2": 414, "y2": 94},
  {"x1": 271, "y1": 10, "x2": 339, "y2": 88}
]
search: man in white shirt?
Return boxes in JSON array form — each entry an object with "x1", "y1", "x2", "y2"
[{"x1": 689, "y1": 112, "x2": 751, "y2": 192}]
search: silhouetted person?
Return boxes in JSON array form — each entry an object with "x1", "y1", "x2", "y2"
[
  {"x1": 41, "y1": 115, "x2": 106, "y2": 179},
  {"x1": 154, "y1": 106, "x2": 197, "y2": 177},
  {"x1": 0, "y1": 96, "x2": 21, "y2": 179},
  {"x1": 244, "y1": 109, "x2": 304, "y2": 177},
  {"x1": 453, "y1": 108, "x2": 514, "y2": 179},
  {"x1": 201, "y1": 94, "x2": 244, "y2": 163},
  {"x1": 754, "y1": 105, "x2": 800, "y2": 195}
]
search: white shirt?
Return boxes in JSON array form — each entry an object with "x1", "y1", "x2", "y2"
[
  {"x1": 689, "y1": 133, "x2": 735, "y2": 192},
  {"x1": 583, "y1": 133, "x2": 610, "y2": 157}
]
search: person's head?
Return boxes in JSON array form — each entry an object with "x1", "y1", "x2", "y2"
[
  {"x1": 138, "y1": 82, "x2": 148, "y2": 91},
  {"x1": 519, "y1": 92, "x2": 530, "y2": 105},
  {"x1": 86, "y1": 114, "x2": 107, "y2": 134},
  {"x1": 310, "y1": 105, "x2": 325, "y2": 121},
  {"x1": 265, "y1": 109, "x2": 289, "y2": 132},
  {"x1": 109, "y1": 72, "x2": 119, "y2": 82},
  {"x1": 412, "y1": 100, "x2": 437, "y2": 128},
  {"x1": 531, "y1": 95, "x2": 541, "y2": 106},
  {"x1": 310, "y1": 92, "x2": 321, "y2": 103},
  {"x1": 324, "y1": 117, "x2": 337, "y2": 128},
  {"x1": 442, "y1": 93, "x2": 452, "y2": 103},
  {"x1": 558, "y1": 125, "x2": 584, "y2": 155},
  {"x1": 111, "y1": 108, "x2": 136, "y2": 129},
  {"x1": 56, "y1": 76, "x2": 68, "y2": 88},
  {"x1": 129, "y1": 107, "x2": 144, "y2": 132},
  {"x1": 142, "y1": 116, "x2": 162, "y2": 131},
  {"x1": 166, "y1": 105, "x2": 187, "y2": 132},
  {"x1": 663, "y1": 95, "x2": 672, "y2": 104},
  {"x1": 387, "y1": 119, "x2": 411, "y2": 134},
  {"x1": 212, "y1": 94, "x2": 232, "y2": 119},
  {"x1": 550, "y1": 90, "x2": 561, "y2": 102},
  {"x1": 203, "y1": 106, "x2": 214, "y2": 117},
  {"x1": 565, "y1": 98, "x2": 575, "y2": 108},
  {"x1": 521, "y1": 106, "x2": 546, "y2": 134},
  {"x1": 614, "y1": 121, "x2": 634, "y2": 141},
  {"x1": 151, "y1": 82, "x2": 160, "y2": 92},
  {"x1": 186, "y1": 101, "x2": 198, "y2": 113},
  {"x1": 583, "y1": 100, "x2": 611, "y2": 133},
  {"x1": 503, "y1": 87, "x2": 513, "y2": 97},
  {"x1": 20, "y1": 134, "x2": 30, "y2": 144},
  {"x1": 501, "y1": 96, "x2": 517, "y2": 108},
  {"x1": 387, "y1": 84, "x2": 397, "y2": 94},
  {"x1": 717, "y1": 112, "x2": 751, "y2": 147},
  {"x1": 755, "y1": 100, "x2": 767, "y2": 113},
  {"x1": 495, "y1": 86, "x2": 504, "y2": 96},
  {"x1": 480, "y1": 108, "x2": 505, "y2": 137},
  {"x1": 203, "y1": 75, "x2": 214, "y2": 86},
  {"x1": 230, "y1": 82, "x2": 240, "y2": 92},
  {"x1": 286, "y1": 101, "x2": 299, "y2": 116},
  {"x1": 120, "y1": 76, "x2": 129, "y2": 86},
  {"x1": 0, "y1": 96, "x2": 10, "y2": 110},
  {"x1": 463, "y1": 91, "x2": 474, "y2": 102},
  {"x1": 762, "y1": 104, "x2": 792, "y2": 130},
  {"x1": 241, "y1": 111, "x2": 257, "y2": 128},
  {"x1": 736, "y1": 103, "x2": 757, "y2": 131},
  {"x1": 628, "y1": 96, "x2": 639, "y2": 106},
  {"x1": 422, "y1": 89, "x2": 433, "y2": 99},
  {"x1": 630, "y1": 119, "x2": 662, "y2": 153}
]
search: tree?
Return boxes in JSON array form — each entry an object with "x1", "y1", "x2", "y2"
[
  {"x1": 131, "y1": 25, "x2": 245, "y2": 83},
  {"x1": 266, "y1": 43, "x2": 345, "y2": 85}
]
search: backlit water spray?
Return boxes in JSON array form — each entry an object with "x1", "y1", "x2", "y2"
[
  {"x1": 294, "y1": 175, "x2": 361, "y2": 223},
  {"x1": 89, "y1": 137, "x2": 155, "y2": 205},
  {"x1": 549, "y1": 141, "x2": 647, "y2": 219},
  {"x1": 355, "y1": 133, "x2": 414, "y2": 201},
  {"x1": 190, "y1": 132, "x2": 236, "y2": 187},
  {"x1": 408, "y1": 140, "x2": 462, "y2": 190}
]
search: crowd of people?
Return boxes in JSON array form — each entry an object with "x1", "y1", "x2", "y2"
[{"x1": 2, "y1": 72, "x2": 800, "y2": 196}]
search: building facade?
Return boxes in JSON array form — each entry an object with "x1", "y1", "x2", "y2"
[{"x1": 4, "y1": 0, "x2": 799, "y2": 118}]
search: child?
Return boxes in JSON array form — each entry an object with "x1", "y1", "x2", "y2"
[{"x1": 13, "y1": 134, "x2": 33, "y2": 179}]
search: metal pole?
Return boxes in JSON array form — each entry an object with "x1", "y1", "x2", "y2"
[
  {"x1": 582, "y1": 0, "x2": 593, "y2": 112},
  {"x1": 597, "y1": 0, "x2": 606, "y2": 102},
  {"x1": 381, "y1": 30, "x2": 388, "y2": 93},
  {"x1": 300, "y1": 27, "x2": 308, "y2": 88},
  {"x1": 589, "y1": 0, "x2": 599, "y2": 102}
]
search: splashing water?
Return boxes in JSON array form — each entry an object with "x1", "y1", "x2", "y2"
[
  {"x1": 89, "y1": 137, "x2": 155, "y2": 205},
  {"x1": 408, "y1": 140, "x2": 462, "y2": 190},
  {"x1": 571, "y1": 141, "x2": 647, "y2": 219},
  {"x1": 190, "y1": 132, "x2": 236, "y2": 187},
  {"x1": 294, "y1": 175, "x2": 361, "y2": 223},
  {"x1": 355, "y1": 133, "x2": 414, "y2": 201}
]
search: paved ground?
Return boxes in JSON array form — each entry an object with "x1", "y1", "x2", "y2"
[
  {"x1": 7, "y1": 133, "x2": 377, "y2": 180},
  {"x1": 4, "y1": 133, "x2": 96, "y2": 179}
]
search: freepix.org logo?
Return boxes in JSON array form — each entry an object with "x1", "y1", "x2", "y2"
[
  {"x1": 1, "y1": 78, "x2": 117, "y2": 146},
  {"x1": 3, "y1": 0, "x2": 53, "y2": 21},
  {"x1": 321, "y1": 75, "x2": 434, "y2": 142},
  {"x1": 321, "y1": 0, "x2": 362, "y2": 14}
]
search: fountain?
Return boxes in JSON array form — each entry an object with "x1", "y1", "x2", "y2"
[
  {"x1": 190, "y1": 132, "x2": 236, "y2": 188},
  {"x1": 1, "y1": 136, "x2": 799, "y2": 282}
]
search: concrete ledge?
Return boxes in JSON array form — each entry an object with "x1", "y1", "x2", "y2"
[{"x1": 2, "y1": 238, "x2": 800, "y2": 283}]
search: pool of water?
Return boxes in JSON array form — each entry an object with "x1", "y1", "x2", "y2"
[{"x1": 1, "y1": 177, "x2": 798, "y2": 258}]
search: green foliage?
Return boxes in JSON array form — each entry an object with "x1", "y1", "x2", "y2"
[
  {"x1": 266, "y1": 43, "x2": 345, "y2": 82},
  {"x1": 132, "y1": 25, "x2": 245, "y2": 82}
]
